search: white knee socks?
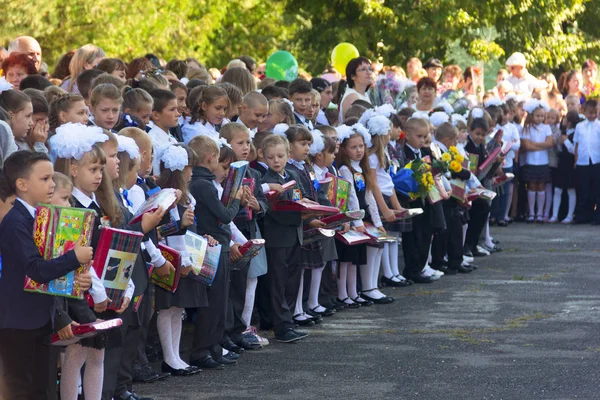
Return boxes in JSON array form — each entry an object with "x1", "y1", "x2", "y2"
[
  {"x1": 307, "y1": 265, "x2": 325, "y2": 312},
  {"x1": 551, "y1": 187, "x2": 563, "y2": 220},
  {"x1": 337, "y1": 262, "x2": 349, "y2": 301},
  {"x1": 504, "y1": 182, "x2": 515, "y2": 221},
  {"x1": 528, "y1": 191, "x2": 536, "y2": 217},
  {"x1": 294, "y1": 270, "x2": 306, "y2": 318},
  {"x1": 242, "y1": 277, "x2": 258, "y2": 328},
  {"x1": 381, "y1": 232, "x2": 402, "y2": 280},
  {"x1": 567, "y1": 189, "x2": 576, "y2": 220},
  {"x1": 347, "y1": 264, "x2": 359, "y2": 300},
  {"x1": 158, "y1": 308, "x2": 187, "y2": 369},
  {"x1": 536, "y1": 191, "x2": 545, "y2": 218}
]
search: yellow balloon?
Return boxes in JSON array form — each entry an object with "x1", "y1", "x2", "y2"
[{"x1": 331, "y1": 43, "x2": 360, "y2": 75}]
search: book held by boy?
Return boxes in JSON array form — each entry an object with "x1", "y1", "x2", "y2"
[
  {"x1": 335, "y1": 230, "x2": 372, "y2": 246},
  {"x1": 221, "y1": 161, "x2": 249, "y2": 207},
  {"x1": 25, "y1": 204, "x2": 96, "y2": 299},
  {"x1": 87, "y1": 227, "x2": 144, "y2": 310},
  {"x1": 265, "y1": 180, "x2": 296, "y2": 200},
  {"x1": 236, "y1": 178, "x2": 255, "y2": 220},
  {"x1": 271, "y1": 198, "x2": 339, "y2": 216},
  {"x1": 180, "y1": 231, "x2": 221, "y2": 286}
]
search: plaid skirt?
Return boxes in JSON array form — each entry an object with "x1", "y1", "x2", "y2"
[
  {"x1": 300, "y1": 241, "x2": 324, "y2": 269},
  {"x1": 384, "y1": 194, "x2": 412, "y2": 233}
]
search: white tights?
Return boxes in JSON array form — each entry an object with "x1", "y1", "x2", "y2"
[
  {"x1": 360, "y1": 246, "x2": 386, "y2": 299},
  {"x1": 242, "y1": 277, "x2": 258, "y2": 328},
  {"x1": 157, "y1": 307, "x2": 188, "y2": 369},
  {"x1": 60, "y1": 343, "x2": 104, "y2": 400}
]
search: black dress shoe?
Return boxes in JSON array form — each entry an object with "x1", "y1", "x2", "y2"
[
  {"x1": 133, "y1": 365, "x2": 160, "y2": 383},
  {"x1": 352, "y1": 296, "x2": 374, "y2": 306},
  {"x1": 222, "y1": 339, "x2": 244, "y2": 354},
  {"x1": 336, "y1": 297, "x2": 360, "y2": 309},
  {"x1": 162, "y1": 362, "x2": 197, "y2": 377},
  {"x1": 275, "y1": 329, "x2": 303, "y2": 343},
  {"x1": 442, "y1": 267, "x2": 458, "y2": 275},
  {"x1": 381, "y1": 276, "x2": 406, "y2": 287},
  {"x1": 450, "y1": 265, "x2": 473, "y2": 273},
  {"x1": 306, "y1": 313, "x2": 323, "y2": 324},
  {"x1": 236, "y1": 337, "x2": 262, "y2": 350},
  {"x1": 118, "y1": 390, "x2": 154, "y2": 400},
  {"x1": 215, "y1": 356, "x2": 237, "y2": 365},
  {"x1": 307, "y1": 306, "x2": 335, "y2": 317},
  {"x1": 293, "y1": 314, "x2": 315, "y2": 326},
  {"x1": 408, "y1": 275, "x2": 435, "y2": 284},
  {"x1": 190, "y1": 356, "x2": 224, "y2": 370},
  {"x1": 361, "y1": 293, "x2": 394, "y2": 304}
]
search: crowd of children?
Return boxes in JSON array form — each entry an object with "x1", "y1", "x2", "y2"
[{"x1": 0, "y1": 38, "x2": 599, "y2": 400}]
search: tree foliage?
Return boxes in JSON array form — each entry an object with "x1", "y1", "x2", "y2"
[{"x1": 1, "y1": 0, "x2": 599, "y2": 76}]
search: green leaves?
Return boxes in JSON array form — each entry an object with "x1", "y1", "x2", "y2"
[{"x1": 1, "y1": 0, "x2": 599, "y2": 76}]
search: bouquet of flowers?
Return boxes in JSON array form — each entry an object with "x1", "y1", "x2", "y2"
[
  {"x1": 447, "y1": 146, "x2": 465, "y2": 174},
  {"x1": 392, "y1": 158, "x2": 434, "y2": 200}
]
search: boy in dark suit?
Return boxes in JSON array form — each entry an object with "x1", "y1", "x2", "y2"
[
  {"x1": 187, "y1": 135, "x2": 249, "y2": 369},
  {"x1": 399, "y1": 118, "x2": 437, "y2": 283},
  {"x1": 259, "y1": 134, "x2": 309, "y2": 343},
  {"x1": 430, "y1": 123, "x2": 473, "y2": 274},
  {"x1": 0, "y1": 151, "x2": 93, "y2": 399}
]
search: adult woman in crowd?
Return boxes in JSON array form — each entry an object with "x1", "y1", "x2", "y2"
[
  {"x1": 339, "y1": 56, "x2": 373, "y2": 121},
  {"x1": 2, "y1": 53, "x2": 37, "y2": 89}
]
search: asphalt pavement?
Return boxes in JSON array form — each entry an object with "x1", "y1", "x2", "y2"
[{"x1": 142, "y1": 223, "x2": 600, "y2": 400}]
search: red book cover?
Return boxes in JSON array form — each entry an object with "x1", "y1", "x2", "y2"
[
  {"x1": 476, "y1": 146, "x2": 502, "y2": 179},
  {"x1": 492, "y1": 172, "x2": 514, "y2": 188},
  {"x1": 388, "y1": 208, "x2": 424, "y2": 220},
  {"x1": 231, "y1": 239, "x2": 265, "y2": 269},
  {"x1": 450, "y1": 179, "x2": 467, "y2": 201},
  {"x1": 335, "y1": 230, "x2": 372, "y2": 245},
  {"x1": 501, "y1": 140, "x2": 513, "y2": 155},
  {"x1": 303, "y1": 228, "x2": 336, "y2": 244},
  {"x1": 151, "y1": 244, "x2": 181, "y2": 293},
  {"x1": 271, "y1": 199, "x2": 339, "y2": 216},
  {"x1": 265, "y1": 180, "x2": 297, "y2": 200},
  {"x1": 52, "y1": 318, "x2": 123, "y2": 346},
  {"x1": 87, "y1": 227, "x2": 144, "y2": 310},
  {"x1": 304, "y1": 210, "x2": 365, "y2": 232},
  {"x1": 130, "y1": 188, "x2": 178, "y2": 224},
  {"x1": 25, "y1": 204, "x2": 96, "y2": 299}
]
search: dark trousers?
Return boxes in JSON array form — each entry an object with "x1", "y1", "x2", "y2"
[
  {"x1": 0, "y1": 322, "x2": 52, "y2": 400},
  {"x1": 224, "y1": 264, "x2": 250, "y2": 344},
  {"x1": 401, "y1": 211, "x2": 433, "y2": 279},
  {"x1": 465, "y1": 198, "x2": 490, "y2": 252},
  {"x1": 256, "y1": 273, "x2": 272, "y2": 330},
  {"x1": 318, "y1": 261, "x2": 338, "y2": 305},
  {"x1": 575, "y1": 165, "x2": 594, "y2": 222},
  {"x1": 265, "y1": 245, "x2": 302, "y2": 336},
  {"x1": 135, "y1": 283, "x2": 155, "y2": 367},
  {"x1": 191, "y1": 254, "x2": 230, "y2": 361},
  {"x1": 432, "y1": 202, "x2": 463, "y2": 269},
  {"x1": 101, "y1": 305, "x2": 140, "y2": 400}
]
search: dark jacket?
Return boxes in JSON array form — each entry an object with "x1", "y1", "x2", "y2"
[
  {"x1": 189, "y1": 166, "x2": 240, "y2": 252},
  {"x1": 0, "y1": 200, "x2": 80, "y2": 330},
  {"x1": 260, "y1": 168, "x2": 303, "y2": 248}
]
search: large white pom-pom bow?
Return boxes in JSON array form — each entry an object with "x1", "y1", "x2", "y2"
[
  {"x1": 309, "y1": 130, "x2": 325, "y2": 156},
  {"x1": 367, "y1": 115, "x2": 391, "y2": 136},
  {"x1": 375, "y1": 103, "x2": 396, "y2": 117},
  {"x1": 523, "y1": 98, "x2": 550, "y2": 114},
  {"x1": 429, "y1": 112, "x2": 449, "y2": 127},
  {"x1": 218, "y1": 137, "x2": 232, "y2": 149},
  {"x1": 117, "y1": 135, "x2": 140, "y2": 160},
  {"x1": 352, "y1": 123, "x2": 372, "y2": 148},
  {"x1": 282, "y1": 98, "x2": 295, "y2": 113},
  {"x1": 336, "y1": 124, "x2": 354, "y2": 143},
  {"x1": 160, "y1": 145, "x2": 188, "y2": 171},
  {"x1": 470, "y1": 108, "x2": 485, "y2": 119},
  {"x1": 451, "y1": 113, "x2": 467, "y2": 127},
  {"x1": 484, "y1": 97, "x2": 503, "y2": 108},
  {"x1": 49, "y1": 123, "x2": 108, "y2": 160},
  {"x1": 438, "y1": 101, "x2": 454, "y2": 115},
  {"x1": 272, "y1": 123, "x2": 289, "y2": 136}
]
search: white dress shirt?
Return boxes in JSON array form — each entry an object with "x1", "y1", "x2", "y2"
[
  {"x1": 574, "y1": 119, "x2": 600, "y2": 165},
  {"x1": 522, "y1": 124, "x2": 552, "y2": 166}
]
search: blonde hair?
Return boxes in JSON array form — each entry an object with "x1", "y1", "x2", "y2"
[
  {"x1": 186, "y1": 68, "x2": 214, "y2": 84},
  {"x1": 368, "y1": 134, "x2": 387, "y2": 168},
  {"x1": 220, "y1": 122, "x2": 248, "y2": 142},
  {"x1": 52, "y1": 171, "x2": 73, "y2": 190},
  {"x1": 310, "y1": 89, "x2": 321, "y2": 103},
  {"x1": 435, "y1": 122, "x2": 459, "y2": 141},
  {"x1": 44, "y1": 85, "x2": 67, "y2": 104},
  {"x1": 68, "y1": 44, "x2": 106, "y2": 91},
  {"x1": 119, "y1": 127, "x2": 153, "y2": 153},
  {"x1": 188, "y1": 135, "x2": 219, "y2": 163},
  {"x1": 221, "y1": 67, "x2": 257, "y2": 95},
  {"x1": 90, "y1": 83, "x2": 123, "y2": 107},
  {"x1": 114, "y1": 148, "x2": 139, "y2": 190},
  {"x1": 268, "y1": 99, "x2": 294, "y2": 125},
  {"x1": 261, "y1": 134, "x2": 290, "y2": 154}
]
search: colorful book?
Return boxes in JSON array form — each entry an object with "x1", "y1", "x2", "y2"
[
  {"x1": 325, "y1": 173, "x2": 350, "y2": 212},
  {"x1": 130, "y1": 188, "x2": 178, "y2": 224},
  {"x1": 232, "y1": 239, "x2": 265, "y2": 269},
  {"x1": 51, "y1": 318, "x2": 123, "y2": 346},
  {"x1": 426, "y1": 175, "x2": 449, "y2": 204},
  {"x1": 335, "y1": 230, "x2": 372, "y2": 245},
  {"x1": 152, "y1": 244, "x2": 181, "y2": 293},
  {"x1": 221, "y1": 161, "x2": 249, "y2": 207},
  {"x1": 88, "y1": 227, "x2": 144, "y2": 311},
  {"x1": 450, "y1": 179, "x2": 467, "y2": 201},
  {"x1": 271, "y1": 199, "x2": 339, "y2": 216},
  {"x1": 467, "y1": 188, "x2": 497, "y2": 202},
  {"x1": 265, "y1": 180, "x2": 297, "y2": 200},
  {"x1": 303, "y1": 228, "x2": 336, "y2": 244},
  {"x1": 364, "y1": 223, "x2": 398, "y2": 243},
  {"x1": 25, "y1": 204, "x2": 96, "y2": 299},
  {"x1": 236, "y1": 178, "x2": 255, "y2": 220},
  {"x1": 179, "y1": 231, "x2": 220, "y2": 286},
  {"x1": 476, "y1": 146, "x2": 502, "y2": 179},
  {"x1": 468, "y1": 153, "x2": 479, "y2": 174},
  {"x1": 501, "y1": 139, "x2": 513, "y2": 155}
]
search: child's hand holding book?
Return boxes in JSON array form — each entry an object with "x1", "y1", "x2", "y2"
[
  {"x1": 74, "y1": 236, "x2": 93, "y2": 265},
  {"x1": 141, "y1": 206, "x2": 167, "y2": 233}
]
